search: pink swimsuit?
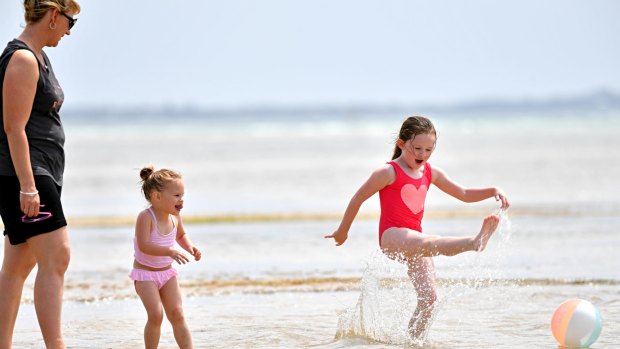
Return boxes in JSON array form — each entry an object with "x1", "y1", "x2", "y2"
[
  {"x1": 134, "y1": 208, "x2": 176, "y2": 268},
  {"x1": 129, "y1": 208, "x2": 178, "y2": 289},
  {"x1": 378, "y1": 161, "x2": 433, "y2": 245}
]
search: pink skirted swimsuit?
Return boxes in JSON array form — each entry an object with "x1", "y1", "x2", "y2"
[
  {"x1": 129, "y1": 207, "x2": 178, "y2": 289},
  {"x1": 378, "y1": 161, "x2": 432, "y2": 245}
]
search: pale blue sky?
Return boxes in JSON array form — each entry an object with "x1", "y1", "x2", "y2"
[{"x1": 1, "y1": 0, "x2": 619, "y2": 109}]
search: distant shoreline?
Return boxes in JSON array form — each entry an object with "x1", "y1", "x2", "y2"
[
  {"x1": 15, "y1": 205, "x2": 613, "y2": 228},
  {"x1": 61, "y1": 90, "x2": 620, "y2": 121}
]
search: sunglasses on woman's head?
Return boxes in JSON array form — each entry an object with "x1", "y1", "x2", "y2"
[{"x1": 60, "y1": 12, "x2": 77, "y2": 30}]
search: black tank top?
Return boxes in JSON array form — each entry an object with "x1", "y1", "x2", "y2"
[{"x1": 0, "y1": 39, "x2": 65, "y2": 186}]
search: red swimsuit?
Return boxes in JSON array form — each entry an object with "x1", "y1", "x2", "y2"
[{"x1": 378, "y1": 161, "x2": 433, "y2": 244}]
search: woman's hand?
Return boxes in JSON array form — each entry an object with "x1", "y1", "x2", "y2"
[{"x1": 20, "y1": 190, "x2": 40, "y2": 217}]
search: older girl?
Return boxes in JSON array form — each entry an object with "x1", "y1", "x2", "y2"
[{"x1": 325, "y1": 116, "x2": 508, "y2": 340}]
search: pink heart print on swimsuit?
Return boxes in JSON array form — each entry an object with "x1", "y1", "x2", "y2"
[
  {"x1": 378, "y1": 161, "x2": 433, "y2": 244},
  {"x1": 400, "y1": 183, "x2": 428, "y2": 214}
]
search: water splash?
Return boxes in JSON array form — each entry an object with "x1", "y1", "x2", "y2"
[
  {"x1": 335, "y1": 251, "x2": 413, "y2": 345},
  {"x1": 335, "y1": 212, "x2": 515, "y2": 347}
]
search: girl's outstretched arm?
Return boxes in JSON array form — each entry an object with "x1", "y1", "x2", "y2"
[
  {"x1": 175, "y1": 215, "x2": 202, "y2": 261},
  {"x1": 325, "y1": 164, "x2": 394, "y2": 246},
  {"x1": 432, "y1": 166, "x2": 509, "y2": 208}
]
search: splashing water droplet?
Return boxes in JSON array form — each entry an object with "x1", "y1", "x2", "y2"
[{"x1": 336, "y1": 212, "x2": 515, "y2": 346}]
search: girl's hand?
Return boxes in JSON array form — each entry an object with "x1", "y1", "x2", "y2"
[
  {"x1": 169, "y1": 248, "x2": 190, "y2": 264},
  {"x1": 324, "y1": 229, "x2": 348, "y2": 246},
  {"x1": 190, "y1": 246, "x2": 202, "y2": 261},
  {"x1": 494, "y1": 187, "x2": 510, "y2": 209}
]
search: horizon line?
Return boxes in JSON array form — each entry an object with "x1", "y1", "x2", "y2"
[{"x1": 62, "y1": 89, "x2": 620, "y2": 116}]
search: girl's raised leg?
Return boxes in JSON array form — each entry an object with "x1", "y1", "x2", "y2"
[
  {"x1": 407, "y1": 257, "x2": 437, "y2": 340},
  {"x1": 381, "y1": 214, "x2": 500, "y2": 258},
  {"x1": 135, "y1": 281, "x2": 164, "y2": 349},
  {"x1": 0, "y1": 237, "x2": 37, "y2": 349},
  {"x1": 160, "y1": 277, "x2": 192, "y2": 349}
]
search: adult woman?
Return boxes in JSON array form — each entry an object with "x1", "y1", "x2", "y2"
[{"x1": 0, "y1": 1, "x2": 80, "y2": 348}]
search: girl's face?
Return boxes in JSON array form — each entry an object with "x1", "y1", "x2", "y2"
[
  {"x1": 399, "y1": 133, "x2": 436, "y2": 168},
  {"x1": 153, "y1": 179, "x2": 185, "y2": 214}
]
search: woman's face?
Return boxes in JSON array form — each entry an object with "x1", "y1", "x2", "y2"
[{"x1": 47, "y1": 8, "x2": 76, "y2": 46}]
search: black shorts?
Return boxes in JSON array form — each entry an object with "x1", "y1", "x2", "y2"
[{"x1": 0, "y1": 175, "x2": 67, "y2": 245}]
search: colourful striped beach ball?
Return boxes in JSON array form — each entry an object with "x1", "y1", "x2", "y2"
[{"x1": 551, "y1": 299, "x2": 602, "y2": 348}]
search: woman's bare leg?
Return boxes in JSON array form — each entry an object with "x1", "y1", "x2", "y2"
[
  {"x1": 0, "y1": 236, "x2": 37, "y2": 349},
  {"x1": 27, "y1": 227, "x2": 70, "y2": 349}
]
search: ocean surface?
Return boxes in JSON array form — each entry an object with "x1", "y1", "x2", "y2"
[{"x1": 2, "y1": 109, "x2": 620, "y2": 348}]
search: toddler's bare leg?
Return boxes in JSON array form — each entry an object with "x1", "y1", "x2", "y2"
[
  {"x1": 135, "y1": 281, "x2": 164, "y2": 349},
  {"x1": 161, "y1": 277, "x2": 193, "y2": 349}
]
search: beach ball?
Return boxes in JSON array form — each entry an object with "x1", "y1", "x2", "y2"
[{"x1": 551, "y1": 299, "x2": 602, "y2": 348}]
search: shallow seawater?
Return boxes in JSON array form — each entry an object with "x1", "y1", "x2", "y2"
[
  {"x1": 12, "y1": 284, "x2": 619, "y2": 348},
  {"x1": 7, "y1": 213, "x2": 620, "y2": 348}
]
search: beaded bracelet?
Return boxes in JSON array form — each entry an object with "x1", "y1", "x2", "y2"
[{"x1": 19, "y1": 190, "x2": 39, "y2": 196}]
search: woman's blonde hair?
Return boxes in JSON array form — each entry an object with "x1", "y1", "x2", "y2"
[{"x1": 23, "y1": 0, "x2": 81, "y2": 23}]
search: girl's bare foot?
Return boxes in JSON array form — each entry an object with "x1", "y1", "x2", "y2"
[{"x1": 474, "y1": 214, "x2": 500, "y2": 251}]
